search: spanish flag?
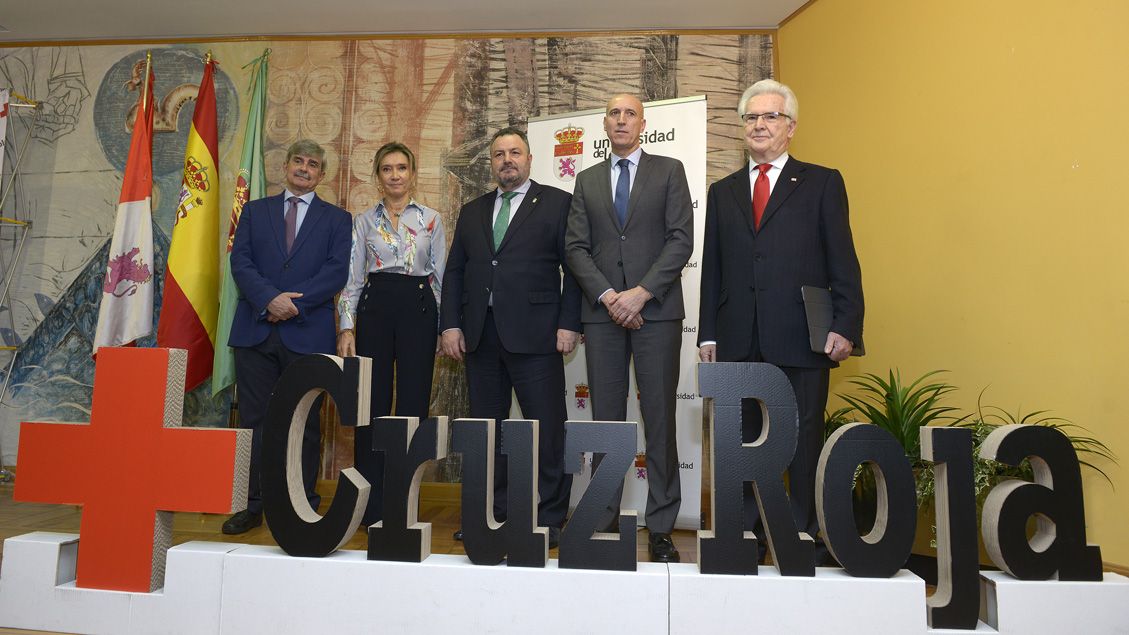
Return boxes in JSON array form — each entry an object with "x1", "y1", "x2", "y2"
[{"x1": 157, "y1": 55, "x2": 219, "y2": 391}]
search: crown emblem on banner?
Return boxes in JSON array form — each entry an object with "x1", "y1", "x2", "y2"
[
  {"x1": 554, "y1": 125, "x2": 584, "y2": 144},
  {"x1": 183, "y1": 156, "x2": 211, "y2": 192}
]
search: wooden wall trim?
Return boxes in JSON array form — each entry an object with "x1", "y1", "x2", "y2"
[{"x1": 0, "y1": 28, "x2": 777, "y2": 49}]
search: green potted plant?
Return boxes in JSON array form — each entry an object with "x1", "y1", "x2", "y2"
[
  {"x1": 828, "y1": 369, "x2": 1117, "y2": 568},
  {"x1": 827, "y1": 369, "x2": 963, "y2": 527}
]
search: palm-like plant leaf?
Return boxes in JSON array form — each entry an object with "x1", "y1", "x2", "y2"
[
  {"x1": 836, "y1": 369, "x2": 962, "y2": 462},
  {"x1": 951, "y1": 393, "x2": 1117, "y2": 487}
]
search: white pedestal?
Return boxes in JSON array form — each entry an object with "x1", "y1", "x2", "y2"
[
  {"x1": 129, "y1": 541, "x2": 241, "y2": 634},
  {"x1": 669, "y1": 564, "x2": 927, "y2": 634},
  {"x1": 980, "y1": 570, "x2": 1129, "y2": 634},
  {"x1": 0, "y1": 533, "x2": 237, "y2": 635},
  {"x1": 219, "y1": 545, "x2": 670, "y2": 635},
  {"x1": 6, "y1": 531, "x2": 1129, "y2": 635}
]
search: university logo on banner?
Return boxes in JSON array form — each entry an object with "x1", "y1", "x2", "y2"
[
  {"x1": 574, "y1": 383, "x2": 589, "y2": 409},
  {"x1": 552, "y1": 125, "x2": 584, "y2": 182}
]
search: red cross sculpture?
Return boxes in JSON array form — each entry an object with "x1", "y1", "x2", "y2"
[{"x1": 15, "y1": 347, "x2": 251, "y2": 592}]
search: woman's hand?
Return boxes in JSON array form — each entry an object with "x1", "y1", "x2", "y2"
[{"x1": 337, "y1": 330, "x2": 356, "y2": 357}]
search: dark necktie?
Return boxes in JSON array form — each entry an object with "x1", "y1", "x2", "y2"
[
  {"x1": 614, "y1": 158, "x2": 631, "y2": 227},
  {"x1": 285, "y1": 196, "x2": 299, "y2": 252},
  {"x1": 494, "y1": 191, "x2": 518, "y2": 250},
  {"x1": 752, "y1": 163, "x2": 771, "y2": 230}
]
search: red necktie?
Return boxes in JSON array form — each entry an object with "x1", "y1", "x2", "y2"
[{"x1": 752, "y1": 163, "x2": 771, "y2": 230}]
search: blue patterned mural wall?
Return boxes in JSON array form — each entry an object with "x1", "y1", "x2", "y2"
[
  {"x1": 0, "y1": 35, "x2": 773, "y2": 475},
  {"x1": 1, "y1": 46, "x2": 240, "y2": 461}
]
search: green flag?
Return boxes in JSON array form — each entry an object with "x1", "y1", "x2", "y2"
[{"x1": 212, "y1": 49, "x2": 269, "y2": 397}]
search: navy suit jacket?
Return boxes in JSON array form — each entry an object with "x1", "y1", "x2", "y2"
[
  {"x1": 440, "y1": 180, "x2": 581, "y2": 354},
  {"x1": 698, "y1": 157, "x2": 864, "y2": 368},
  {"x1": 228, "y1": 192, "x2": 352, "y2": 354}
]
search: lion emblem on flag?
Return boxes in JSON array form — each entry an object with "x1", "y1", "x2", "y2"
[{"x1": 552, "y1": 125, "x2": 584, "y2": 182}]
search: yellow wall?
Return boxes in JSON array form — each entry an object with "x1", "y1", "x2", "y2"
[{"x1": 779, "y1": 1, "x2": 1129, "y2": 564}]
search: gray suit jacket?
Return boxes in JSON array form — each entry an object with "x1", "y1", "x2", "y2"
[{"x1": 565, "y1": 150, "x2": 694, "y2": 323}]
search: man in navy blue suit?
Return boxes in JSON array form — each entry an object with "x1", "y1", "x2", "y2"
[{"x1": 222, "y1": 139, "x2": 353, "y2": 535}]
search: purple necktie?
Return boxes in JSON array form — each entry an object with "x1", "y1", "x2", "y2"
[{"x1": 285, "y1": 196, "x2": 299, "y2": 252}]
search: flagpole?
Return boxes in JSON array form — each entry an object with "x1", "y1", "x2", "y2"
[
  {"x1": 0, "y1": 104, "x2": 43, "y2": 215},
  {"x1": 142, "y1": 51, "x2": 151, "y2": 111}
]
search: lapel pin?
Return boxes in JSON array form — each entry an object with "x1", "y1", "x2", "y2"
[
  {"x1": 790, "y1": 177, "x2": 798, "y2": 182},
  {"x1": 532, "y1": 197, "x2": 538, "y2": 204}
]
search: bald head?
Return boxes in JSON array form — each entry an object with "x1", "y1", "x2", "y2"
[{"x1": 603, "y1": 93, "x2": 646, "y2": 156}]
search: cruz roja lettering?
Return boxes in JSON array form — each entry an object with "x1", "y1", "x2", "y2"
[{"x1": 262, "y1": 357, "x2": 1102, "y2": 631}]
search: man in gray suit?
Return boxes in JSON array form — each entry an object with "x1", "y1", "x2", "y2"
[{"x1": 565, "y1": 93, "x2": 694, "y2": 563}]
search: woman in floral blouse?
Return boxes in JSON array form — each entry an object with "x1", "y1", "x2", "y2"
[{"x1": 337, "y1": 141, "x2": 446, "y2": 524}]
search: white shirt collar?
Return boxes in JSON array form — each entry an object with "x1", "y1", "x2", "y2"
[
  {"x1": 283, "y1": 189, "x2": 316, "y2": 206},
  {"x1": 612, "y1": 147, "x2": 644, "y2": 167},
  {"x1": 749, "y1": 152, "x2": 790, "y2": 173},
  {"x1": 496, "y1": 178, "x2": 532, "y2": 198}
]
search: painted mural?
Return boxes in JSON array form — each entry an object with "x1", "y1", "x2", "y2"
[{"x1": 0, "y1": 34, "x2": 773, "y2": 481}]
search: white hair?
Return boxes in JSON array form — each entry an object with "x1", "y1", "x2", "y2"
[{"x1": 737, "y1": 79, "x2": 799, "y2": 121}]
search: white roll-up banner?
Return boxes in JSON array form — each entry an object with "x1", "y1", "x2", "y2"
[{"x1": 527, "y1": 95, "x2": 707, "y2": 530}]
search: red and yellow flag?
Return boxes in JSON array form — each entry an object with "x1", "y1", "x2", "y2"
[{"x1": 158, "y1": 56, "x2": 219, "y2": 391}]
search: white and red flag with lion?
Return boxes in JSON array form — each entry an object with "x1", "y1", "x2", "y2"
[{"x1": 93, "y1": 59, "x2": 155, "y2": 354}]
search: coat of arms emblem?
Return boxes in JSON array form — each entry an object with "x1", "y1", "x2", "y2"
[{"x1": 553, "y1": 125, "x2": 584, "y2": 182}]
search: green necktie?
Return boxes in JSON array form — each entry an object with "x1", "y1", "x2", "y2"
[{"x1": 494, "y1": 191, "x2": 518, "y2": 249}]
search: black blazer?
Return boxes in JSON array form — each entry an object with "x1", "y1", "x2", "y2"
[
  {"x1": 441, "y1": 180, "x2": 582, "y2": 354},
  {"x1": 698, "y1": 157, "x2": 864, "y2": 368}
]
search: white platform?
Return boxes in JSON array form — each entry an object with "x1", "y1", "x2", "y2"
[
  {"x1": 979, "y1": 570, "x2": 1129, "y2": 634},
  {"x1": 0, "y1": 532, "x2": 238, "y2": 635},
  {"x1": 219, "y1": 546, "x2": 669, "y2": 635},
  {"x1": 4, "y1": 532, "x2": 1129, "y2": 634},
  {"x1": 670, "y1": 563, "x2": 926, "y2": 634}
]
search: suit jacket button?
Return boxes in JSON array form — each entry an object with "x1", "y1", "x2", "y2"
[
  {"x1": 620, "y1": 235, "x2": 626, "y2": 241},
  {"x1": 418, "y1": 283, "x2": 425, "y2": 289},
  {"x1": 491, "y1": 260, "x2": 498, "y2": 266},
  {"x1": 283, "y1": 263, "x2": 290, "y2": 269},
  {"x1": 617, "y1": 261, "x2": 623, "y2": 267}
]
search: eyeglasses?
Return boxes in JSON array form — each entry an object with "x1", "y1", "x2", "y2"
[{"x1": 741, "y1": 112, "x2": 791, "y2": 125}]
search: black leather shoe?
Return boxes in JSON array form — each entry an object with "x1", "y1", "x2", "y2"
[
  {"x1": 453, "y1": 529, "x2": 464, "y2": 541},
  {"x1": 648, "y1": 532, "x2": 680, "y2": 563},
  {"x1": 548, "y1": 526, "x2": 561, "y2": 549},
  {"x1": 222, "y1": 510, "x2": 262, "y2": 535}
]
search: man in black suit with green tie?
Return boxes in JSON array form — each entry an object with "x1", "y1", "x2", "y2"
[{"x1": 441, "y1": 127, "x2": 582, "y2": 547}]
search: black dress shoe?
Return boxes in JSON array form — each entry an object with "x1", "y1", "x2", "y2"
[
  {"x1": 648, "y1": 532, "x2": 680, "y2": 563},
  {"x1": 222, "y1": 510, "x2": 263, "y2": 535},
  {"x1": 453, "y1": 529, "x2": 464, "y2": 541},
  {"x1": 548, "y1": 526, "x2": 561, "y2": 549}
]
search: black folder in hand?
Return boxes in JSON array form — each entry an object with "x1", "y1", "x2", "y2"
[{"x1": 801, "y1": 285, "x2": 864, "y2": 356}]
